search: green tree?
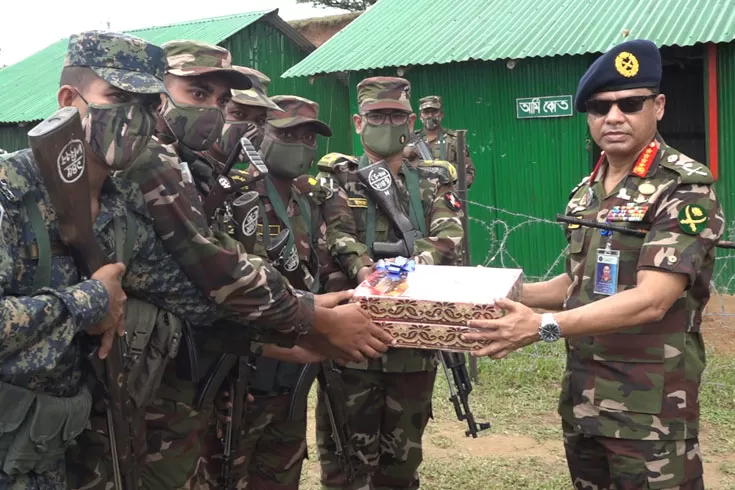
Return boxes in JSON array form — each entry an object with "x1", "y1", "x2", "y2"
[{"x1": 296, "y1": 0, "x2": 376, "y2": 12}]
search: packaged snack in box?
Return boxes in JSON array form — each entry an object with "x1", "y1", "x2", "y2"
[{"x1": 352, "y1": 258, "x2": 523, "y2": 351}]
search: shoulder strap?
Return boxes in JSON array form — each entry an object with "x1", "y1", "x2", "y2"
[
  {"x1": 402, "y1": 162, "x2": 428, "y2": 237},
  {"x1": 265, "y1": 176, "x2": 296, "y2": 263},
  {"x1": 294, "y1": 193, "x2": 321, "y2": 294},
  {"x1": 24, "y1": 194, "x2": 51, "y2": 292},
  {"x1": 439, "y1": 131, "x2": 446, "y2": 160},
  {"x1": 115, "y1": 210, "x2": 138, "y2": 266}
]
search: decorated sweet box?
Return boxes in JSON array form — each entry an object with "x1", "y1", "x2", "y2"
[{"x1": 352, "y1": 259, "x2": 524, "y2": 351}]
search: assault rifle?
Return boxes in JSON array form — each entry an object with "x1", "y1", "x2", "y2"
[
  {"x1": 356, "y1": 158, "x2": 489, "y2": 438},
  {"x1": 202, "y1": 136, "x2": 268, "y2": 223},
  {"x1": 407, "y1": 133, "x2": 434, "y2": 161},
  {"x1": 455, "y1": 129, "x2": 478, "y2": 381},
  {"x1": 27, "y1": 107, "x2": 136, "y2": 489},
  {"x1": 194, "y1": 188, "x2": 262, "y2": 488},
  {"x1": 355, "y1": 160, "x2": 422, "y2": 259},
  {"x1": 439, "y1": 352, "x2": 490, "y2": 438},
  {"x1": 267, "y1": 230, "x2": 358, "y2": 483}
]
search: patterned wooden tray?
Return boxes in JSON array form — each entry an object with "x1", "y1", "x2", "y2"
[{"x1": 378, "y1": 321, "x2": 493, "y2": 351}]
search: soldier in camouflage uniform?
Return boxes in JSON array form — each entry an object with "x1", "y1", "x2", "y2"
[
  {"x1": 315, "y1": 77, "x2": 464, "y2": 489},
  {"x1": 200, "y1": 95, "x2": 337, "y2": 489},
  {"x1": 205, "y1": 65, "x2": 281, "y2": 164},
  {"x1": 405, "y1": 95, "x2": 475, "y2": 188},
  {"x1": 0, "y1": 30, "x2": 256, "y2": 490},
  {"x1": 464, "y1": 40, "x2": 722, "y2": 490},
  {"x1": 120, "y1": 42, "x2": 391, "y2": 490}
]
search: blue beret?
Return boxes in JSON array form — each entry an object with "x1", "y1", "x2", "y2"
[{"x1": 574, "y1": 39, "x2": 662, "y2": 113}]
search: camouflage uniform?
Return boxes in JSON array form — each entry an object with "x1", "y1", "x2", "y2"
[
  {"x1": 414, "y1": 95, "x2": 475, "y2": 188},
  {"x1": 199, "y1": 95, "x2": 335, "y2": 489},
  {"x1": 559, "y1": 40, "x2": 723, "y2": 490},
  {"x1": 315, "y1": 77, "x2": 464, "y2": 490},
  {"x1": 0, "y1": 31, "x2": 242, "y2": 487},
  {"x1": 119, "y1": 43, "x2": 314, "y2": 490}
]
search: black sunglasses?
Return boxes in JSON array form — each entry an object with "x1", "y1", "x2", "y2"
[{"x1": 585, "y1": 94, "x2": 658, "y2": 116}]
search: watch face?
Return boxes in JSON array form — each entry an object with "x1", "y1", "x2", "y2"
[{"x1": 540, "y1": 323, "x2": 561, "y2": 342}]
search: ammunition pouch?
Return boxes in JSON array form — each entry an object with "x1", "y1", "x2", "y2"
[
  {"x1": 0, "y1": 381, "x2": 92, "y2": 476},
  {"x1": 123, "y1": 298, "x2": 184, "y2": 408}
]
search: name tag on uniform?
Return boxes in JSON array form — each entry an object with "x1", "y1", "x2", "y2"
[
  {"x1": 607, "y1": 204, "x2": 649, "y2": 222},
  {"x1": 347, "y1": 198, "x2": 368, "y2": 208},
  {"x1": 594, "y1": 249, "x2": 619, "y2": 296}
]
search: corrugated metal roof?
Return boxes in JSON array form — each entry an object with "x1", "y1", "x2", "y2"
[
  {"x1": 0, "y1": 10, "x2": 274, "y2": 123},
  {"x1": 283, "y1": 0, "x2": 735, "y2": 78}
]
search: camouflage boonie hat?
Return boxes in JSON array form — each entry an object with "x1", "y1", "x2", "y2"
[
  {"x1": 230, "y1": 66, "x2": 281, "y2": 111},
  {"x1": 64, "y1": 30, "x2": 167, "y2": 94},
  {"x1": 357, "y1": 76, "x2": 412, "y2": 113},
  {"x1": 267, "y1": 95, "x2": 332, "y2": 136},
  {"x1": 162, "y1": 40, "x2": 252, "y2": 90},
  {"x1": 419, "y1": 95, "x2": 442, "y2": 111}
]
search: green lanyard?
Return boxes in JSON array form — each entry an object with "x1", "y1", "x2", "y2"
[
  {"x1": 360, "y1": 156, "x2": 427, "y2": 252},
  {"x1": 263, "y1": 176, "x2": 320, "y2": 293}
]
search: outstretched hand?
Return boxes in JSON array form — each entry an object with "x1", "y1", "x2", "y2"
[{"x1": 462, "y1": 297, "x2": 542, "y2": 359}]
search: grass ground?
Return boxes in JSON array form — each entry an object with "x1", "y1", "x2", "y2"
[{"x1": 298, "y1": 319, "x2": 735, "y2": 489}]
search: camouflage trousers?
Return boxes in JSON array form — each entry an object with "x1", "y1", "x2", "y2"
[
  {"x1": 563, "y1": 421, "x2": 705, "y2": 489},
  {"x1": 0, "y1": 459, "x2": 66, "y2": 489},
  {"x1": 316, "y1": 368, "x2": 436, "y2": 490},
  {"x1": 199, "y1": 393, "x2": 307, "y2": 489},
  {"x1": 142, "y1": 367, "x2": 213, "y2": 490},
  {"x1": 65, "y1": 403, "x2": 147, "y2": 489}
]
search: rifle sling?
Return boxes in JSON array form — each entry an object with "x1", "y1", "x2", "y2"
[
  {"x1": 264, "y1": 177, "x2": 321, "y2": 294},
  {"x1": 264, "y1": 176, "x2": 295, "y2": 260},
  {"x1": 359, "y1": 156, "x2": 427, "y2": 251},
  {"x1": 27, "y1": 195, "x2": 137, "y2": 290},
  {"x1": 25, "y1": 194, "x2": 52, "y2": 292}
]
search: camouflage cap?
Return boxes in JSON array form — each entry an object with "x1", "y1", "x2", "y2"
[
  {"x1": 357, "y1": 76, "x2": 412, "y2": 113},
  {"x1": 64, "y1": 30, "x2": 167, "y2": 94},
  {"x1": 267, "y1": 95, "x2": 332, "y2": 137},
  {"x1": 419, "y1": 95, "x2": 442, "y2": 111},
  {"x1": 230, "y1": 66, "x2": 281, "y2": 111},
  {"x1": 162, "y1": 40, "x2": 252, "y2": 90}
]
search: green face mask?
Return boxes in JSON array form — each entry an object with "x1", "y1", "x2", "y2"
[
  {"x1": 161, "y1": 98, "x2": 225, "y2": 151},
  {"x1": 361, "y1": 123, "x2": 410, "y2": 157},
  {"x1": 82, "y1": 102, "x2": 156, "y2": 171},
  {"x1": 260, "y1": 136, "x2": 317, "y2": 180}
]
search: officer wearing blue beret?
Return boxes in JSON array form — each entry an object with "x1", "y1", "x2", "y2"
[{"x1": 464, "y1": 39, "x2": 723, "y2": 489}]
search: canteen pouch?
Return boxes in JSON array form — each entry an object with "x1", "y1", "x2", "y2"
[
  {"x1": 0, "y1": 382, "x2": 92, "y2": 475},
  {"x1": 124, "y1": 298, "x2": 184, "y2": 408}
]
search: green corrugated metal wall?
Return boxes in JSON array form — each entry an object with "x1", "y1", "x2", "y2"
[
  {"x1": 344, "y1": 56, "x2": 593, "y2": 279},
  {"x1": 221, "y1": 22, "x2": 352, "y2": 160},
  {"x1": 0, "y1": 123, "x2": 36, "y2": 152},
  {"x1": 714, "y1": 42, "x2": 735, "y2": 291}
]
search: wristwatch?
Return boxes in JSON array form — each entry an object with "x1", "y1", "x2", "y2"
[{"x1": 539, "y1": 312, "x2": 562, "y2": 342}]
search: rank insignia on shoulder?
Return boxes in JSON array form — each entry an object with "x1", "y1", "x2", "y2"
[
  {"x1": 347, "y1": 197, "x2": 368, "y2": 208},
  {"x1": 607, "y1": 204, "x2": 649, "y2": 222},
  {"x1": 444, "y1": 191, "x2": 462, "y2": 211},
  {"x1": 678, "y1": 204, "x2": 708, "y2": 235}
]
